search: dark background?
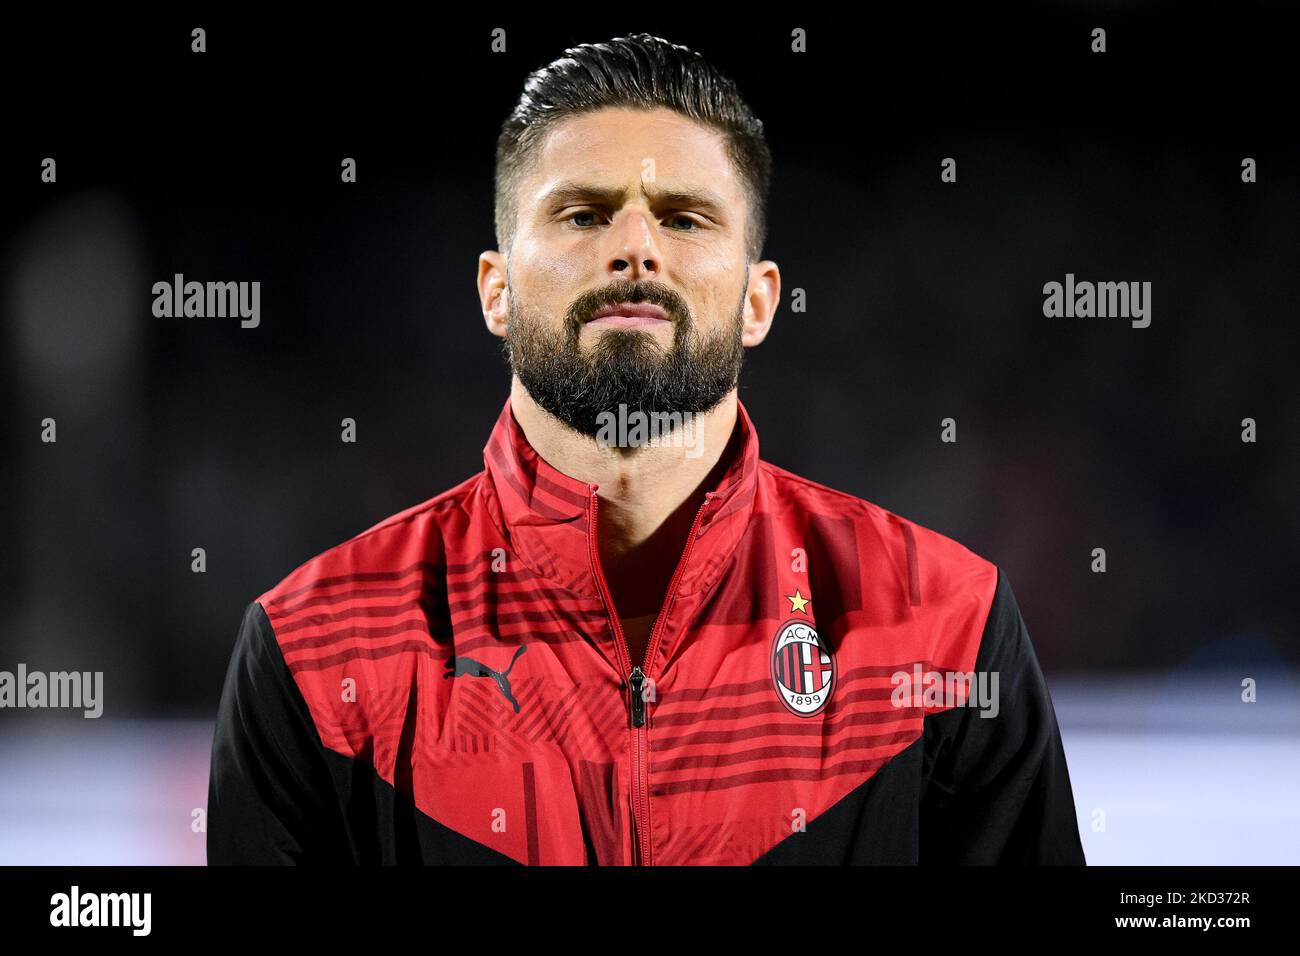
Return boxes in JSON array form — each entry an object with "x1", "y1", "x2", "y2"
[{"x1": 3, "y1": 5, "x2": 1297, "y2": 717}]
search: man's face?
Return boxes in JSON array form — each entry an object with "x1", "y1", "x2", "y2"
[{"x1": 499, "y1": 106, "x2": 753, "y2": 439}]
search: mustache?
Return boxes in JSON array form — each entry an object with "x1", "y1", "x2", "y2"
[{"x1": 565, "y1": 281, "x2": 692, "y2": 329}]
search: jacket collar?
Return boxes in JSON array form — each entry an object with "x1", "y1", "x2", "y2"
[{"x1": 481, "y1": 396, "x2": 761, "y2": 598}]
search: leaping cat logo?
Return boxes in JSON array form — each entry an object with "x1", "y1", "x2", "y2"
[{"x1": 443, "y1": 645, "x2": 527, "y2": 713}]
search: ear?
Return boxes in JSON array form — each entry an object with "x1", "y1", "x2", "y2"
[
  {"x1": 478, "y1": 250, "x2": 509, "y2": 338},
  {"x1": 741, "y1": 259, "x2": 780, "y2": 348}
]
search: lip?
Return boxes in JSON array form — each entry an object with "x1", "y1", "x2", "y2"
[{"x1": 586, "y1": 302, "x2": 670, "y2": 328}]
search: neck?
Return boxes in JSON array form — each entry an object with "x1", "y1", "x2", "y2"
[{"x1": 509, "y1": 376, "x2": 741, "y2": 616}]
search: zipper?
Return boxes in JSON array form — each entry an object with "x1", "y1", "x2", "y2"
[
  {"x1": 586, "y1": 486, "x2": 713, "y2": 866},
  {"x1": 629, "y1": 666, "x2": 646, "y2": 728}
]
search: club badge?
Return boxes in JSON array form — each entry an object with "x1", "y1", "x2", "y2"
[{"x1": 771, "y1": 619, "x2": 834, "y2": 717}]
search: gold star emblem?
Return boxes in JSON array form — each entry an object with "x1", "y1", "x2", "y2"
[{"x1": 786, "y1": 589, "x2": 810, "y2": 614}]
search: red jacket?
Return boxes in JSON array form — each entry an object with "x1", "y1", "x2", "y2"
[{"x1": 208, "y1": 397, "x2": 1085, "y2": 865}]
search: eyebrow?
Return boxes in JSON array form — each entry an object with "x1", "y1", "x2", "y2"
[{"x1": 538, "y1": 180, "x2": 730, "y2": 218}]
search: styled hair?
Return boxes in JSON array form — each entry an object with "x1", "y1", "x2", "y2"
[{"x1": 494, "y1": 33, "x2": 772, "y2": 261}]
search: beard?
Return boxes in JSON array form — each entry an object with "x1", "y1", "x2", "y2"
[{"x1": 502, "y1": 270, "x2": 747, "y2": 441}]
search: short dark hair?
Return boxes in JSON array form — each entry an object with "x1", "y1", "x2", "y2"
[{"x1": 494, "y1": 33, "x2": 772, "y2": 262}]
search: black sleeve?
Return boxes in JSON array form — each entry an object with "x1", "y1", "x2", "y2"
[
  {"x1": 207, "y1": 600, "x2": 353, "y2": 864},
  {"x1": 920, "y1": 568, "x2": 1087, "y2": 864}
]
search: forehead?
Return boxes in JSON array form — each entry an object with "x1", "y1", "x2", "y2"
[{"x1": 523, "y1": 106, "x2": 743, "y2": 202}]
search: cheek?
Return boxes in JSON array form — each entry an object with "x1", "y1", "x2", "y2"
[
  {"x1": 513, "y1": 241, "x2": 584, "y2": 311},
  {"x1": 682, "y1": 264, "x2": 745, "y2": 323}
]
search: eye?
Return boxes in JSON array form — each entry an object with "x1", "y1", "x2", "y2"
[
  {"x1": 564, "y1": 209, "x2": 603, "y2": 228},
  {"x1": 666, "y1": 213, "x2": 700, "y2": 231}
]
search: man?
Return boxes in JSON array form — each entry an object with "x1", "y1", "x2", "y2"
[{"x1": 208, "y1": 33, "x2": 1086, "y2": 865}]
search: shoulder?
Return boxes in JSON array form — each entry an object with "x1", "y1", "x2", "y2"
[
  {"x1": 242, "y1": 472, "x2": 484, "y2": 756},
  {"x1": 759, "y1": 459, "x2": 997, "y2": 597},
  {"x1": 253, "y1": 471, "x2": 482, "y2": 624},
  {"x1": 757, "y1": 459, "x2": 1000, "y2": 663}
]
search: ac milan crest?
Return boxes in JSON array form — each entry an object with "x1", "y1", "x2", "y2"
[{"x1": 770, "y1": 620, "x2": 834, "y2": 716}]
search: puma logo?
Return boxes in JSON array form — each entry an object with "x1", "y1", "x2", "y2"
[{"x1": 443, "y1": 645, "x2": 527, "y2": 713}]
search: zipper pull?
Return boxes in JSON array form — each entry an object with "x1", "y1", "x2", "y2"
[{"x1": 629, "y1": 666, "x2": 646, "y2": 728}]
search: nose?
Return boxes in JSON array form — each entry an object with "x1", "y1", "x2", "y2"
[{"x1": 607, "y1": 207, "x2": 662, "y2": 281}]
